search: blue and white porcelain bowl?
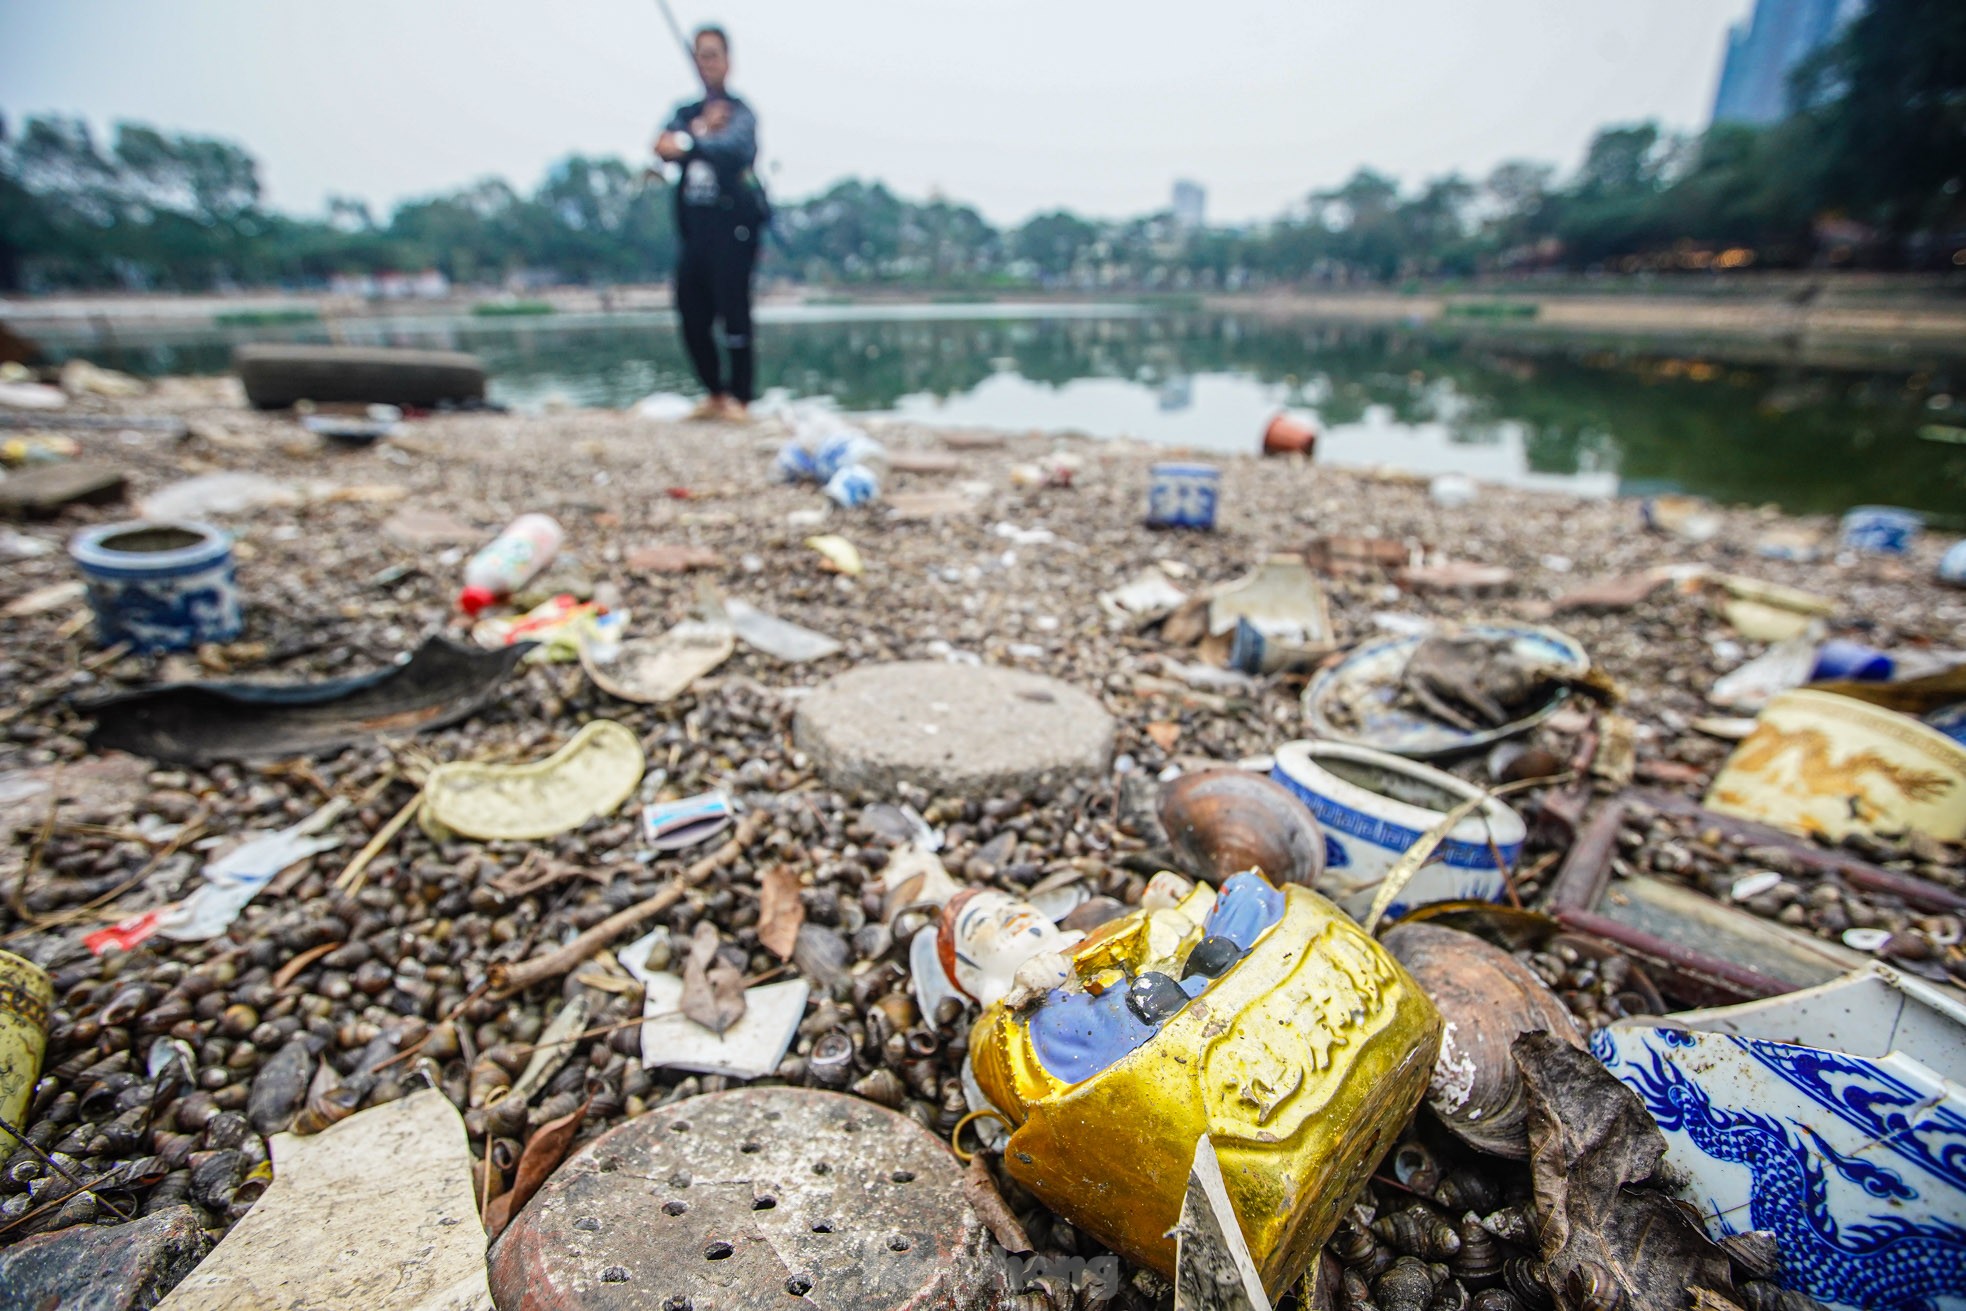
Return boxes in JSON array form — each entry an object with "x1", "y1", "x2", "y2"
[
  {"x1": 1270, "y1": 740, "x2": 1523, "y2": 922},
  {"x1": 1302, "y1": 623, "x2": 1590, "y2": 759},
  {"x1": 69, "y1": 520, "x2": 240, "y2": 653},
  {"x1": 1592, "y1": 966, "x2": 1966, "y2": 1311},
  {"x1": 1840, "y1": 505, "x2": 1924, "y2": 556},
  {"x1": 1146, "y1": 462, "x2": 1221, "y2": 530}
]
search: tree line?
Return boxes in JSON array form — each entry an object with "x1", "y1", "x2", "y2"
[{"x1": 1, "y1": 0, "x2": 1958, "y2": 294}]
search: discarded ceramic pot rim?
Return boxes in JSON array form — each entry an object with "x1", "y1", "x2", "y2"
[{"x1": 1271, "y1": 739, "x2": 1524, "y2": 922}]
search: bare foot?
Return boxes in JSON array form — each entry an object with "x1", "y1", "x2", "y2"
[
  {"x1": 686, "y1": 395, "x2": 725, "y2": 421},
  {"x1": 716, "y1": 397, "x2": 752, "y2": 423}
]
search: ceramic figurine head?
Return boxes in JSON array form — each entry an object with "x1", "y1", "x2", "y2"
[{"x1": 936, "y1": 889, "x2": 1077, "y2": 1009}]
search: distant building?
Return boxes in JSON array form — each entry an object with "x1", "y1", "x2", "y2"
[
  {"x1": 1710, "y1": 0, "x2": 1864, "y2": 127},
  {"x1": 1171, "y1": 180, "x2": 1206, "y2": 230}
]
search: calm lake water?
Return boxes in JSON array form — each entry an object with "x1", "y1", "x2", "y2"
[{"x1": 38, "y1": 304, "x2": 1966, "y2": 521}]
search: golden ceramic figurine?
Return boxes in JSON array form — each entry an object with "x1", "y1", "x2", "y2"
[{"x1": 969, "y1": 871, "x2": 1442, "y2": 1299}]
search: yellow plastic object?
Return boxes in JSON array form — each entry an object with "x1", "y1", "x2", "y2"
[
  {"x1": 0, "y1": 950, "x2": 53, "y2": 1127},
  {"x1": 970, "y1": 882, "x2": 1441, "y2": 1299},
  {"x1": 1706, "y1": 689, "x2": 1966, "y2": 843},
  {"x1": 420, "y1": 719, "x2": 646, "y2": 842},
  {"x1": 805, "y1": 534, "x2": 863, "y2": 576}
]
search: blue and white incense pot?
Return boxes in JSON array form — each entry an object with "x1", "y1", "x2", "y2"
[
  {"x1": 1270, "y1": 740, "x2": 1523, "y2": 922},
  {"x1": 1146, "y1": 462, "x2": 1220, "y2": 530},
  {"x1": 1592, "y1": 966, "x2": 1966, "y2": 1311},
  {"x1": 69, "y1": 520, "x2": 240, "y2": 653}
]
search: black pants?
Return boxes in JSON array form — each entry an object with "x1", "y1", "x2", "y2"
[{"x1": 675, "y1": 219, "x2": 758, "y2": 403}]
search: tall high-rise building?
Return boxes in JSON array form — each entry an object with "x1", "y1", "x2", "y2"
[
  {"x1": 1171, "y1": 180, "x2": 1206, "y2": 230},
  {"x1": 1710, "y1": 0, "x2": 1864, "y2": 127}
]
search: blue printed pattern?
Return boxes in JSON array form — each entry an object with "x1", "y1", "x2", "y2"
[
  {"x1": 1271, "y1": 769, "x2": 1521, "y2": 872},
  {"x1": 1147, "y1": 469, "x2": 1219, "y2": 529},
  {"x1": 86, "y1": 563, "x2": 241, "y2": 653},
  {"x1": 1596, "y1": 1029, "x2": 1966, "y2": 1311},
  {"x1": 1740, "y1": 1039, "x2": 1966, "y2": 1198}
]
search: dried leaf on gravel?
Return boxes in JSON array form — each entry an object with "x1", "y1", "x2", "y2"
[
  {"x1": 680, "y1": 921, "x2": 747, "y2": 1035},
  {"x1": 757, "y1": 863, "x2": 805, "y2": 961},
  {"x1": 1515, "y1": 1031, "x2": 1734, "y2": 1311},
  {"x1": 483, "y1": 1096, "x2": 591, "y2": 1239}
]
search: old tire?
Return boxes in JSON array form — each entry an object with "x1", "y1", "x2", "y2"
[{"x1": 233, "y1": 344, "x2": 487, "y2": 410}]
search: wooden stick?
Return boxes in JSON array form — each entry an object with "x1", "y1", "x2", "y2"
[
  {"x1": 271, "y1": 941, "x2": 342, "y2": 991},
  {"x1": 334, "y1": 791, "x2": 423, "y2": 894},
  {"x1": 488, "y1": 812, "x2": 767, "y2": 997}
]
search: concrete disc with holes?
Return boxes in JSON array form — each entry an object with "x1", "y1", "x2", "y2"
[
  {"x1": 487, "y1": 1086, "x2": 1008, "y2": 1311},
  {"x1": 793, "y1": 661, "x2": 1115, "y2": 797}
]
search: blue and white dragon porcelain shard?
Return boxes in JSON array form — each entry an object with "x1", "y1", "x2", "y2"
[{"x1": 1592, "y1": 965, "x2": 1966, "y2": 1311}]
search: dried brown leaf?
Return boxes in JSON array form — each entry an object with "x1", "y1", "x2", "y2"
[
  {"x1": 1145, "y1": 721, "x2": 1182, "y2": 751},
  {"x1": 757, "y1": 864, "x2": 805, "y2": 961},
  {"x1": 1514, "y1": 1031, "x2": 1733, "y2": 1311},
  {"x1": 680, "y1": 921, "x2": 747, "y2": 1035},
  {"x1": 960, "y1": 1154, "x2": 1032, "y2": 1255},
  {"x1": 483, "y1": 1095, "x2": 591, "y2": 1240}
]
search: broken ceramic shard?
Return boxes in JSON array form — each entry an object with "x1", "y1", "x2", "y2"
[
  {"x1": 1207, "y1": 554, "x2": 1332, "y2": 648},
  {"x1": 968, "y1": 872, "x2": 1441, "y2": 1299},
  {"x1": 1171, "y1": 1133, "x2": 1273, "y2": 1311},
  {"x1": 1705, "y1": 689, "x2": 1966, "y2": 843},
  {"x1": 155, "y1": 1089, "x2": 491, "y2": 1311},
  {"x1": 619, "y1": 928, "x2": 809, "y2": 1080},
  {"x1": 419, "y1": 719, "x2": 645, "y2": 841},
  {"x1": 1592, "y1": 966, "x2": 1966, "y2": 1311}
]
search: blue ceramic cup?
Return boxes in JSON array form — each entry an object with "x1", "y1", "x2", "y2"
[
  {"x1": 1839, "y1": 506, "x2": 1922, "y2": 556},
  {"x1": 69, "y1": 520, "x2": 241, "y2": 653},
  {"x1": 1146, "y1": 463, "x2": 1221, "y2": 530}
]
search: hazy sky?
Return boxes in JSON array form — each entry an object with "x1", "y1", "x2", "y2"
[{"x1": 1, "y1": 0, "x2": 1752, "y2": 227}]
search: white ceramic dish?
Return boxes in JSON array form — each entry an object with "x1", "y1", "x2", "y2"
[{"x1": 1303, "y1": 623, "x2": 1589, "y2": 758}]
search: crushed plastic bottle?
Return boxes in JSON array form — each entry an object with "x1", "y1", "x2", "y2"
[
  {"x1": 774, "y1": 407, "x2": 886, "y2": 488},
  {"x1": 458, "y1": 513, "x2": 564, "y2": 616}
]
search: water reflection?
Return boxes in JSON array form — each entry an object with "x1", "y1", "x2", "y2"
[{"x1": 37, "y1": 310, "x2": 1965, "y2": 519}]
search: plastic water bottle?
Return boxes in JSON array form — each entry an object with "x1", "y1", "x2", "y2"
[{"x1": 457, "y1": 514, "x2": 563, "y2": 616}]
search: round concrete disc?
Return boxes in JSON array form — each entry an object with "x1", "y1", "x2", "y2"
[
  {"x1": 793, "y1": 661, "x2": 1115, "y2": 796},
  {"x1": 488, "y1": 1087, "x2": 1004, "y2": 1311}
]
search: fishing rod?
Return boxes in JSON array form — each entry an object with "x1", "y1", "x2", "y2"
[{"x1": 651, "y1": 0, "x2": 698, "y2": 72}]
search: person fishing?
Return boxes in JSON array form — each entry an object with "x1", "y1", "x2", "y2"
[{"x1": 655, "y1": 24, "x2": 767, "y2": 422}]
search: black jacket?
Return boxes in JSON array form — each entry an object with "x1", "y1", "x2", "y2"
[{"x1": 663, "y1": 94, "x2": 770, "y2": 232}]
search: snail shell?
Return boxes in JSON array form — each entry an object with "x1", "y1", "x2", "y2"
[
  {"x1": 850, "y1": 1068, "x2": 905, "y2": 1108},
  {"x1": 1373, "y1": 1256, "x2": 1438, "y2": 1311},
  {"x1": 1381, "y1": 923, "x2": 1584, "y2": 1159},
  {"x1": 1158, "y1": 770, "x2": 1325, "y2": 888}
]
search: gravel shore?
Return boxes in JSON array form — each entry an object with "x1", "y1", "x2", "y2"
[{"x1": 1, "y1": 375, "x2": 1960, "y2": 1301}]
